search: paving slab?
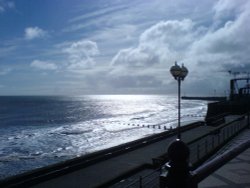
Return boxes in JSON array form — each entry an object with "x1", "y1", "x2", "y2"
[
  {"x1": 200, "y1": 129, "x2": 250, "y2": 188},
  {"x1": 199, "y1": 148, "x2": 250, "y2": 188}
]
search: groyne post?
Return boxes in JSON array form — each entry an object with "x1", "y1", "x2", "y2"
[
  {"x1": 139, "y1": 176, "x2": 142, "y2": 188},
  {"x1": 197, "y1": 144, "x2": 200, "y2": 160}
]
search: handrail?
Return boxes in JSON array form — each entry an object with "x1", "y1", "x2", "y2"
[
  {"x1": 155, "y1": 114, "x2": 246, "y2": 164},
  {"x1": 188, "y1": 114, "x2": 246, "y2": 145},
  {"x1": 192, "y1": 139, "x2": 250, "y2": 183},
  {"x1": 124, "y1": 113, "x2": 249, "y2": 187},
  {"x1": 188, "y1": 114, "x2": 247, "y2": 166},
  {"x1": 124, "y1": 167, "x2": 161, "y2": 188}
]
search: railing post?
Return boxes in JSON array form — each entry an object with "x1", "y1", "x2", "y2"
[
  {"x1": 218, "y1": 133, "x2": 220, "y2": 145},
  {"x1": 222, "y1": 129, "x2": 226, "y2": 143},
  {"x1": 205, "y1": 139, "x2": 208, "y2": 154},
  {"x1": 212, "y1": 136, "x2": 214, "y2": 149},
  {"x1": 248, "y1": 110, "x2": 250, "y2": 128}
]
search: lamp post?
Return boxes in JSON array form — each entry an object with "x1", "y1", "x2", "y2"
[{"x1": 170, "y1": 62, "x2": 188, "y2": 139}]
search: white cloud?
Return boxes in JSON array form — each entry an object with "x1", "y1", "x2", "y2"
[
  {"x1": 0, "y1": 6, "x2": 4, "y2": 12},
  {"x1": 28, "y1": 39, "x2": 99, "y2": 75},
  {"x1": 6, "y1": 1, "x2": 14, "y2": 8},
  {"x1": 69, "y1": 4, "x2": 128, "y2": 24},
  {"x1": 63, "y1": 39, "x2": 99, "y2": 70},
  {"x1": 111, "y1": 19, "x2": 197, "y2": 67},
  {"x1": 5, "y1": 0, "x2": 249, "y2": 95},
  {"x1": 64, "y1": 40, "x2": 99, "y2": 56},
  {"x1": 109, "y1": 0, "x2": 250, "y2": 94},
  {"x1": 213, "y1": 0, "x2": 247, "y2": 27},
  {"x1": 0, "y1": 67, "x2": 11, "y2": 75},
  {"x1": 189, "y1": 0, "x2": 250, "y2": 69},
  {"x1": 30, "y1": 60, "x2": 57, "y2": 70},
  {"x1": 0, "y1": 45, "x2": 16, "y2": 58},
  {"x1": 0, "y1": 0, "x2": 15, "y2": 13},
  {"x1": 111, "y1": 48, "x2": 154, "y2": 67},
  {"x1": 24, "y1": 27, "x2": 47, "y2": 40}
]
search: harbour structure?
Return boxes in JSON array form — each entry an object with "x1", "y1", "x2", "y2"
[{"x1": 206, "y1": 76, "x2": 250, "y2": 121}]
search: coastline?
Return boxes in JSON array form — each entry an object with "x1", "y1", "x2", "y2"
[
  {"x1": 0, "y1": 114, "x2": 248, "y2": 188},
  {"x1": 0, "y1": 95, "x2": 207, "y2": 181},
  {"x1": 0, "y1": 121, "x2": 203, "y2": 187}
]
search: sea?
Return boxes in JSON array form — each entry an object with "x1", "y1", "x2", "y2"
[{"x1": 0, "y1": 95, "x2": 207, "y2": 180}]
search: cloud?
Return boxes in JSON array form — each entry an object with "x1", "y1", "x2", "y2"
[
  {"x1": 63, "y1": 39, "x2": 99, "y2": 70},
  {"x1": 111, "y1": 47, "x2": 158, "y2": 67},
  {"x1": 111, "y1": 19, "x2": 197, "y2": 67},
  {"x1": 64, "y1": 2, "x2": 132, "y2": 32},
  {"x1": 109, "y1": 19, "x2": 199, "y2": 91},
  {"x1": 0, "y1": 6, "x2": 4, "y2": 13},
  {"x1": 69, "y1": 4, "x2": 128, "y2": 24},
  {"x1": 29, "y1": 39, "x2": 99, "y2": 75},
  {"x1": 108, "y1": 0, "x2": 250, "y2": 94},
  {"x1": 0, "y1": 45, "x2": 17, "y2": 58},
  {"x1": 0, "y1": 0, "x2": 15, "y2": 13},
  {"x1": 0, "y1": 67, "x2": 11, "y2": 75},
  {"x1": 109, "y1": 75, "x2": 163, "y2": 89},
  {"x1": 30, "y1": 60, "x2": 57, "y2": 70},
  {"x1": 24, "y1": 27, "x2": 47, "y2": 40},
  {"x1": 189, "y1": 0, "x2": 250, "y2": 71},
  {"x1": 6, "y1": 1, "x2": 14, "y2": 8},
  {"x1": 5, "y1": 0, "x2": 249, "y2": 95},
  {"x1": 212, "y1": 0, "x2": 247, "y2": 29}
]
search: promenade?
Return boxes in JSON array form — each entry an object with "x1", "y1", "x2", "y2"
[
  {"x1": 32, "y1": 124, "x2": 212, "y2": 188},
  {"x1": 199, "y1": 129, "x2": 250, "y2": 188},
  {"x1": 30, "y1": 115, "x2": 246, "y2": 188}
]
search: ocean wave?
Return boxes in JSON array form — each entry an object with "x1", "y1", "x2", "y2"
[
  {"x1": 0, "y1": 95, "x2": 208, "y2": 179},
  {"x1": 0, "y1": 154, "x2": 36, "y2": 162},
  {"x1": 104, "y1": 125, "x2": 141, "y2": 133},
  {"x1": 59, "y1": 129, "x2": 92, "y2": 135}
]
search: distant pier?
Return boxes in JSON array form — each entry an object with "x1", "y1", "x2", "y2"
[{"x1": 182, "y1": 96, "x2": 227, "y2": 101}]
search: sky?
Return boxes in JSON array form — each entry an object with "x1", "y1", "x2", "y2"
[{"x1": 0, "y1": 0, "x2": 250, "y2": 96}]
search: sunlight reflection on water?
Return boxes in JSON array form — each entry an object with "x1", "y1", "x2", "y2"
[{"x1": 0, "y1": 95, "x2": 207, "y2": 179}]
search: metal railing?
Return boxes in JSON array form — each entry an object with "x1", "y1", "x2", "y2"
[
  {"x1": 123, "y1": 114, "x2": 249, "y2": 188},
  {"x1": 124, "y1": 169, "x2": 160, "y2": 188},
  {"x1": 189, "y1": 115, "x2": 247, "y2": 165},
  {"x1": 192, "y1": 139, "x2": 250, "y2": 184}
]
